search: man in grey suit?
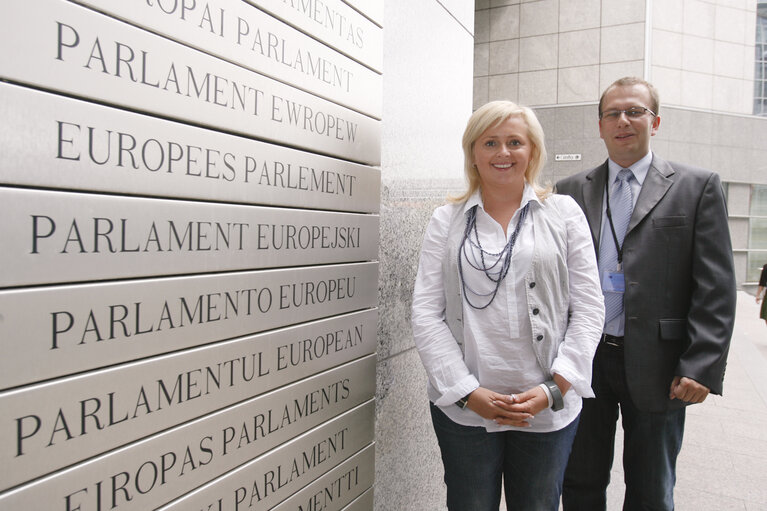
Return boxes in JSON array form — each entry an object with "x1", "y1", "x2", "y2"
[{"x1": 557, "y1": 77, "x2": 736, "y2": 510}]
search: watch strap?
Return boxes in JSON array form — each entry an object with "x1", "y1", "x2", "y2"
[
  {"x1": 455, "y1": 393, "x2": 472, "y2": 409},
  {"x1": 544, "y1": 380, "x2": 564, "y2": 411}
]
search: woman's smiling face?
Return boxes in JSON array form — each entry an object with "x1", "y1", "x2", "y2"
[{"x1": 472, "y1": 115, "x2": 531, "y2": 192}]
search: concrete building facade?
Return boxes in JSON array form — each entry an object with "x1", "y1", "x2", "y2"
[{"x1": 472, "y1": 0, "x2": 767, "y2": 287}]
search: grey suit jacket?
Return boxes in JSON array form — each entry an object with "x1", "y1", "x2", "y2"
[{"x1": 556, "y1": 155, "x2": 736, "y2": 412}]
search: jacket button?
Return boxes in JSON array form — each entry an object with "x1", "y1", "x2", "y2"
[
  {"x1": 532, "y1": 308, "x2": 539, "y2": 315},
  {"x1": 536, "y1": 335, "x2": 543, "y2": 341},
  {"x1": 529, "y1": 282, "x2": 536, "y2": 288}
]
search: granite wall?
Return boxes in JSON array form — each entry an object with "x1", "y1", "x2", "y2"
[{"x1": 374, "y1": 1, "x2": 474, "y2": 509}]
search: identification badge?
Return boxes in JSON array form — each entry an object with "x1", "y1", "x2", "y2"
[{"x1": 601, "y1": 269, "x2": 625, "y2": 293}]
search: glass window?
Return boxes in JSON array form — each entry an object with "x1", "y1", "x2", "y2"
[
  {"x1": 755, "y1": 3, "x2": 767, "y2": 116},
  {"x1": 748, "y1": 251, "x2": 767, "y2": 282},
  {"x1": 751, "y1": 184, "x2": 767, "y2": 217},
  {"x1": 750, "y1": 218, "x2": 767, "y2": 250},
  {"x1": 748, "y1": 185, "x2": 767, "y2": 281}
]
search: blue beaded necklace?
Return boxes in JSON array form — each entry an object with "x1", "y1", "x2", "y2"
[{"x1": 458, "y1": 202, "x2": 530, "y2": 309}]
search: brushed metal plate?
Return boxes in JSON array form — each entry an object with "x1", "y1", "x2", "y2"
[
  {"x1": 0, "y1": 82, "x2": 380, "y2": 212},
  {"x1": 0, "y1": 0, "x2": 380, "y2": 164},
  {"x1": 159, "y1": 403, "x2": 375, "y2": 511},
  {"x1": 269, "y1": 444, "x2": 374, "y2": 511},
  {"x1": 0, "y1": 187, "x2": 379, "y2": 287},
  {"x1": 0, "y1": 358, "x2": 375, "y2": 509},
  {"x1": 0, "y1": 262, "x2": 378, "y2": 388},
  {"x1": 339, "y1": 487, "x2": 374, "y2": 511},
  {"x1": 343, "y1": 0, "x2": 384, "y2": 27},
  {"x1": 249, "y1": 0, "x2": 382, "y2": 72},
  {"x1": 74, "y1": 0, "x2": 382, "y2": 118},
  {"x1": 1, "y1": 311, "x2": 376, "y2": 489}
]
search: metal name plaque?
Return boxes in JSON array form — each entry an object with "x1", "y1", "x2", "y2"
[
  {"x1": 250, "y1": 0, "x2": 382, "y2": 72},
  {"x1": 0, "y1": 82, "x2": 380, "y2": 213},
  {"x1": 343, "y1": 0, "x2": 384, "y2": 28},
  {"x1": 0, "y1": 360, "x2": 375, "y2": 510},
  {"x1": 0, "y1": 0, "x2": 380, "y2": 165},
  {"x1": 159, "y1": 403, "x2": 374, "y2": 511},
  {"x1": 1, "y1": 310, "x2": 376, "y2": 489},
  {"x1": 0, "y1": 262, "x2": 378, "y2": 389},
  {"x1": 340, "y1": 488, "x2": 375, "y2": 511},
  {"x1": 269, "y1": 445, "x2": 374, "y2": 511},
  {"x1": 0, "y1": 187, "x2": 378, "y2": 287},
  {"x1": 75, "y1": 0, "x2": 382, "y2": 118}
]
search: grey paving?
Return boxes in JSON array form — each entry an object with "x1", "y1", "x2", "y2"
[{"x1": 604, "y1": 291, "x2": 767, "y2": 510}]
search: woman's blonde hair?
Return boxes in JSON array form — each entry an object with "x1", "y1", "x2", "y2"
[{"x1": 451, "y1": 100, "x2": 550, "y2": 203}]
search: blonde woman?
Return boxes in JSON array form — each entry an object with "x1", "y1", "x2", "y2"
[{"x1": 412, "y1": 101, "x2": 604, "y2": 510}]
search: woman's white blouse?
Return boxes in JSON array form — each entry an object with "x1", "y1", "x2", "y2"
[{"x1": 412, "y1": 185, "x2": 604, "y2": 432}]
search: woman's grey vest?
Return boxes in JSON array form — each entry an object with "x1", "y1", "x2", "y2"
[{"x1": 441, "y1": 196, "x2": 571, "y2": 376}]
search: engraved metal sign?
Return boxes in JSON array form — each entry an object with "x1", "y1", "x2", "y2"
[
  {"x1": 0, "y1": 0, "x2": 380, "y2": 164},
  {"x1": 158, "y1": 402, "x2": 375, "y2": 510},
  {"x1": 250, "y1": 0, "x2": 382, "y2": 72},
  {"x1": 0, "y1": 187, "x2": 378, "y2": 287},
  {"x1": 0, "y1": 361, "x2": 375, "y2": 509},
  {"x1": 269, "y1": 445, "x2": 374, "y2": 511},
  {"x1": 340, "y1": 488, "x2": 375, "y2": 511},
  {"x1": 75, "y1": 0, "x2": 382, "y2": 118},
  {"x1": 1, "y1": 311, "x2": 376, "y2": 489},
  {"x1": 343, "y1": 488, "x2": 374, "y2": 511},
  {"x1": 0, "y1": 262, "x2": 378, "y2": 389},
  {"x1": 0, "y1": 82, "x2": 380, "y2": 213},
  {"x1": 343, "y1": 0, "x2": 384, "y2": 28},
  {"x1": 0, "y1": 0, "x2": 382, "y2": 505}
]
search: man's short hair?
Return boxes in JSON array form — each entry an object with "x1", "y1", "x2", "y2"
[{"x1": 599, "y1": 77, "x2": 660, "y2": 117}]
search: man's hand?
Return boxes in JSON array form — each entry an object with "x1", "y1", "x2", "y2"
[{"x1": 669, "y1": 376, "x2": 710, "y2": 403}]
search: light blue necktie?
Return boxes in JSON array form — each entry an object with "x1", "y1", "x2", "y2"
[{"x1": 599, "y1": 168, "x2": 634, "y2": 324}]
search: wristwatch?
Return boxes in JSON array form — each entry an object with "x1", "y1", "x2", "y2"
[
  {"x1": 543, "y1": 380, "x2": 565, "y2": 411},
  {"x1": 455, "y1": 393, "x2": 472, "y2": 409}
]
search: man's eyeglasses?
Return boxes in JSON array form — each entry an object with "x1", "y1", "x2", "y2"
[{"x1": 599, "y1": 107, "x2": 656, "y2": 121}]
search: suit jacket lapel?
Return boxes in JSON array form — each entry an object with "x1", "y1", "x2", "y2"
[
  {"x1": 628, "y1": 156, "x2": 675, "y2": 232},
  {"x1": 582, "y1": 163, "x2": 607, "y2": 250}
]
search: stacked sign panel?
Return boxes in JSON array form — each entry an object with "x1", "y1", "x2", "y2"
[{"x1": 0, "y1": 0, "x2": 381, "y2": 509}]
